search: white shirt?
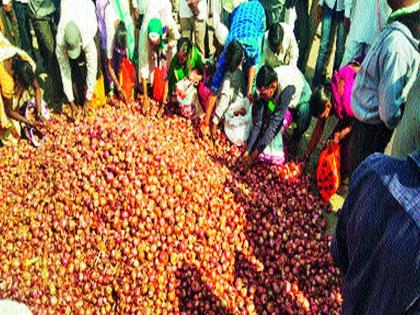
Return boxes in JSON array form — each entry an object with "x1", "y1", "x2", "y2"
[
  {"x1": 132, "y1": 0, "x2": 150, "y2": 15},
  {"x1": 179, "y1": 0, "x2": 208, "y2": 20},
  {"x1": 138, "y1": 0, "x2": 180, "y2": 80},
  {"x1": 105, "y1": 4, "x2": 119, "y2": 59},
  {"x1": 262, "y1": 22, "x2": 299, "y2": 68},
  {"x1": 56, "y1": 0, "x2": 98, "y2": 102},
  {"x1": 345, "y1": 0, "x2": 391, "y2": 45},
  {"x1": 319, "y1": 0, "x2": 345, "y2": 12},
  {"x1": 274, "y1": 65, "x2": 312, "y2": 109}
]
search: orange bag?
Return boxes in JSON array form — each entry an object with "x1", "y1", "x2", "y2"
[
  {"x1": 316, "y1": 143, "x2": 341, "y2": 202},
  {"x1": 152, "y1": 66, "x2": 166, "y2": 103},
  {"x1": 119, "y1": 58, "x2": 136, "y2": 102},
  {"x1": 92, "y1": 74, "x2": 106, "y2": 108}
]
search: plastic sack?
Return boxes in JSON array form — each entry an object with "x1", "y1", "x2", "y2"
[
  {"x1": 224, "y1": 98, "x2": 253, "y2": 146},
  {"x1": 316, "y1": 143, "x2": 341, "y2": 202},
  {"x1": 258, "y1": 130, "x2": 285, "y2": 166},
  {"x1": 331, "y1": 63, "x2": 359, "y2": 120},
  {"x1": 176, "y1": 78, "x2": 198, "y2": 119},
  {"x1": 153, "y1": 66, "x2": 166, "y2": 103},
  {"x1": 20, "y1": 98, "x2": 50, "y2": 147},
  {"x1": 92, "y1": 75, "x2": 106, "y2": 108},
  {"x1": 119, "y1": 58, "x2": 136, "y2": 102}
]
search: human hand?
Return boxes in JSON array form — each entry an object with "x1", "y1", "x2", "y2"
[
  {"x1": 190, "y1": 72, "x2": 202, "y2": 86},
  {"x1": 344, "y1": 17, "x2": 351, "y2": 33},
  {"x1": 133, "y1": 8, "x2": 140, "y2": 21},
  {"x1": 200, "y1": 120, "x2": 210, "y2": 138},
  {"x1": 210, "y1": 123, "x2": 218, "y2": 141},
  {"x1": 247, "y1": 93, "x2": 254, "y2": 104},
  {"x1": 143, "y1": 96, "x2": 150, "y2": 115},
  {"x1": 316, "y1": 5, "x2": 323, "y2": 24},
  {"x1": 83, "y1": 99, "x2": 93, "y2": 117}
]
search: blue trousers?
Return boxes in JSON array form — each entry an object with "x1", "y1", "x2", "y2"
[{"x1": 312, "y1": 4, "x2": 346, "y2": 87}]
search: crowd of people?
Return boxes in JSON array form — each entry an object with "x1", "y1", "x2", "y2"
[
  {"x1": 0, "y1": 0, "x2": 418, "y2": 170},
  {"x1": 0, "y1": 0, "x2": 419, "y2": 312}
]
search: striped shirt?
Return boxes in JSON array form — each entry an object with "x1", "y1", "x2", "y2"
[{"x1": 211, "y1": 0, "x2": 266, "y2": 93}]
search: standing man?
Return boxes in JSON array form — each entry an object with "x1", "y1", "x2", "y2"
[
  {"x1": 331, "y1": 151, "x2": 420, "y2": 314},
  {"x1": 178, "y1": 0, "x2": 208, "y2": 57},
  {"x1": 202, "y1": 0, "x2": 266, "y2": 136},
  {"x1": 341, "y1": 0, "x2": 392, "y2": 66},
  {"x1": 56, "y1": 0, "x2": 98, "y2": 115},
  {"x1": 29, "y1": 0, "x2": 64, "y2": 105},
  {"x1": 312, "y1": 0, "x2": 347, "y2": 87},
  {"x1": 348, "y1": 0, "x2": 419, "y2": 175},
  {"x1": 13, "y1": 0, "x2": 34, "y2": 57}
]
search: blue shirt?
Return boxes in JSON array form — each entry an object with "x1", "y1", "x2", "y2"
[
  {"x1": 331, "y1": 151, "x2": 420, "y2": 315},
  {"x1": 211, "y1": 1, "x2": 266, "y2": 93}
]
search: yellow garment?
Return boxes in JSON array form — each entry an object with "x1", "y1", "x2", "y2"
[{"x1": 0, "y1": 34, "x2": 35, "y2": 145}]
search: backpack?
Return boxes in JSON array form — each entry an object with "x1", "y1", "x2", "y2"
[{"x1": 331, "y1": 62, "x2": 360, "y2": 120}]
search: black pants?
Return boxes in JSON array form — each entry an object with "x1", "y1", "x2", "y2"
[
  {"x1": 348, "y1": 120, "x2": 393, "y2": 176},
  {"x1": 69, "y1": 53, "x2": 88, "y2": 106}
]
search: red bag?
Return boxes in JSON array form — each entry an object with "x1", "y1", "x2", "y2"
[
  {"x1": 316, "y1": 143, "x2": 341, "y2": 202},
  {"x1": 152, "y1": 66, "x2": 166, "y2": 103},
  {"x1": 119, "y1": 58, "x2": 136, "y2": 102}
]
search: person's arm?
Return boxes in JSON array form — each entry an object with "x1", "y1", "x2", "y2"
[
  {"x1": 344, "y1": 0, "x2": 352, "y2": 19},
  {"x1": 203, "y1": 46, "x2": 227, "y2": 127},
  {"x1": 212, "y1": 0, "x2": 228, "y2": 45},
  {"x1": 56, "y1": 43, "x2": 74, "y2": 103},
  {"x1": 246, "y1": 101, "x2": 264, "y2": 155},
  {"x1": 3, "y1": 96, "x2": 38, "y2": 128},
  {"x1": 84, "y1": 39, "x2": 98, "y2": 102},
  {"x1": 246, "y1": 66, "x2": 256, "y2": 101},
  {"x1": 378, "y1": 53, "x2": 409, "y2": 129},
  {"x1": 255, "y1": 87, "x2": 294, "y2": 155},
  {"x1": 33, "y1": 78, "x2": 42, "y2": 115},
  {"x1": 305, "y1": 117, "x2": 327, "y2": 159}
]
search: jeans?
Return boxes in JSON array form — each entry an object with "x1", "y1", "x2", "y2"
[
  {"x1": 294, "y1": 0, "x2": 310, "y2": 72},
  {"x1": 312, "y1": 4, "x2": 346, "y2": 87},
  {"x1": 13, "y1": 2, "x2": 33, "y2": 57}
]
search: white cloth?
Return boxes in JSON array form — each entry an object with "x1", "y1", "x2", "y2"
[
  {"x1": 179, "y1": 0, "x2": 208, "y2": 19},
  {"x1": 274, "y1": 65, "x2": 312, "y2": 109},
  {"x1": 262, "y1": 22, "x2": 299, "y2": 68},
  {"x1": 15, "y1": 0, "x2": 29, "y2": 3},
  {"x1": 0, "y1": 300, "x2": 32, "y2": 315},
  {"x1": 56, "y1": 0, "x2": 98, "y2": 102},
  {"x1": 319, "y1": 0, "x2": 345, "y2": 11},
  {"x1": 344, "y1": 0, "x2": 391, "y2": 43},
  {"x1": 105, "y1": 3, "x2": 119, "y2": 59},
  {"x1": 132, "y1": 0, "x2": 151, "y2": 14},
  {"x1": 138, "y1": 0, "x2": 180, "y2": 80}
]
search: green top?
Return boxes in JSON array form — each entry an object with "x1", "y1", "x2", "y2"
[
  {"x1": 168, "y1": 46, "x2": 205, "y2": 94},
  {"x1": 0, "y1": 9, "x2": 21, "y2": 48}
]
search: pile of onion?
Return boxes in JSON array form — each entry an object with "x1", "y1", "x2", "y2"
[{"x1": 0, "y1": 100, "x2": 341, "y2": 314}]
